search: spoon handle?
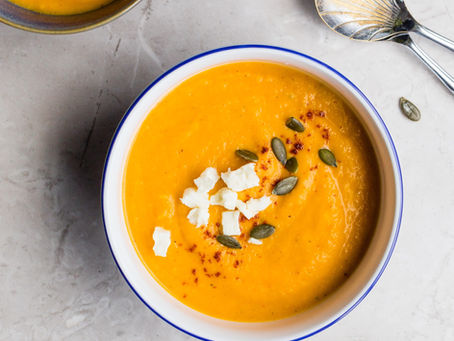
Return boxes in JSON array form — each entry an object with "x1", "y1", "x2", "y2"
[
  {"x1": 414, "y1": 25, "x2": 454, "y2": 52},
  {"x1": 403, "y1": 38, "x2": 454, "y2": 94}
]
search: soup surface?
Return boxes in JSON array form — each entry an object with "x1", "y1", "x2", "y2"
[
  {"x1": 8, "y1": 0, "x2": 113, "y2": 15},
  {"x1": 123, "y1": 61, "x2": 380, "y2": 322}
]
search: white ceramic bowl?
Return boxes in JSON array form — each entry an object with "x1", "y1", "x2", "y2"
[{"x1": 102, "y1": 45, "x2": 403, "y2": 341}]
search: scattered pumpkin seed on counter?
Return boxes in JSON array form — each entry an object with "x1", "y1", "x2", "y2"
[
  {"x1": 272, "y1": 176, "x2": 298, "y2": 195},
  {"x1": 235, "y1": 149, "x2": 259, "y2": 162},
  {"x1": 285, "y1": 157, "x2": 298, "y2": 173},
  {"x1": 318, "y1": 148, "x2": 337, "y2": 167},
  {"x1": 285, "y1": 117, "x2": 305, "y2": 132},
  {"x1": 250, "y1": 224, "x2": 275, "y2": 239},
  {"x1": 271, "y1": 137, "x2": 287, "y2": 165},
  {"x1": 216, "y1": 235, "x2": 242, "y2": 249},
  {"x1": 399, "y1": 97, "x2": 421, "y2": 121}
]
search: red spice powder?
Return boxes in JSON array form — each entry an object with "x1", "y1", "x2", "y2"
[
  {"x1": 290, "y1": 149, "x2": 298, "y2": 155},
  {"x1": 239, "y1": 214, "x2": 247, "y2": 222},
  {"x1": 260, "y1": 164, "x2": 268, "y2": 170},
  {"x1": 261, "y1": 146, "x2": 269, "y2": 153},
  {"x1": 233, "y1": 260, "x2": 240, "y2": 268},
  {"x1": 322, "y1": 128, "x2": 330, "y2": 139},
  {"x1": 194, "y1": 277, "x2": 198, "y2": 284},
  {"x1": 286, "y1": 138, "x2": 291, "y2": 144},
  {"x1": 188, "y1": 244, "x2": 197, "y2": 252},
  {"x1": 191, "y1": 269, "x2": 196, "y2": 275},
  {"x1": 215, "y1": 272, "x2": 221, "y2": 277},
  {"x1": 318, "y1": 111, "x2": 326, "y2": 117},
  {"x1": 306, "y1": 111, "x2": 313, "y2": 119},
  {"x1": 214, "y1": 251, "x2": 221, "y2": 262},
  {"x1": 294, "y1": 142, "x2": 303, "y2": 150}
]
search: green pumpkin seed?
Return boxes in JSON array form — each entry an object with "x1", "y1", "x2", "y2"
[
  {"x1": 285, "y1": 117, "x2": 305, "y2": 132},
  {"x1": 285, "y1": 157, "x2": 298, "y2": 173},
  {"x1": 318, "y1": 148, "x2": 337, "y2": 167},
  {"x1": 250, "y1": 224, "x2": 275, "y2": 239},
  {"x1": 272, "y1": 176, "x2": 298, "y2": 195},
  {"x1": 271, "y1": 137, "x2": 287, "y2": 165},
  {"x1": 216, "y1": 235, "x2": 242, "y2": 249},
  {"x1": 399, "y1": 97, "x2": 421, "y2": 121},
  {"x1": 235, "y1": 149, "x2": 259, "y2": 162}
]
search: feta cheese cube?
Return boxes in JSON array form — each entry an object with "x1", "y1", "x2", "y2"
[
  {"x1": 187, "y1": 207, "x2": 209, "y2": 227},
  {"x1": 194, "y1": 167, "x2": 219, "y2": 193},
  {"x1": 180, "y1": 187, "x2": 209, "y2": 208},
  {"x1": 152, "y1": 227, "x2": 171, "y2": 257},
  {"x1": 220, "y1": 163, "x2": 260, "y2": 192},
  {"x1": 248, "y1": 237, "x2": 263, "y2": 245},
  {"x1": 222, "y1": 210, "x2": 241, "y2": 236},
  {"x1": 236, "y1": 196, "x2": 272, "y2": 219},
  {"x1": 210, "y1": 188, "x2": 238, "y2": 210}
]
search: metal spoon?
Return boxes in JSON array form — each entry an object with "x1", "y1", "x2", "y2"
[{"x1": 315, "y1": 0, "x2": 454, "y2": 94}]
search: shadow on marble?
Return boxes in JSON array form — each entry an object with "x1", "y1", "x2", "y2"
[
  {"x1": 299, "y1": 0, "x2": 321, "y2": 21},
  {"x1": 48, "y1": 81, "x2": 143, "y2": 282}
]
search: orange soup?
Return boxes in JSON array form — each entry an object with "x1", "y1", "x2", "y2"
[
  {"x1": 123, "y1": 62, "x2": 380, "y2": 322},
  {"x1": 8, "y1": 0, "x2": 113, "y2": 15}
]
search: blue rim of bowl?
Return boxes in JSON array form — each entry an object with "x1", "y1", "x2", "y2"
[{"x1": 101, "y1": 44, "x2": 403, "y2": 341}]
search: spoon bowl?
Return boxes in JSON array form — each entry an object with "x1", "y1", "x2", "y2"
[
  {"x1": 315, "y1": 0, "x2": 413, "y2": 41},
  {"x1": 315, "y1": 0, "x2": 454, "y2": 94}
]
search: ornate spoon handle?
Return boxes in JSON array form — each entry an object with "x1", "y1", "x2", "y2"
[
  {"x1": 414, "y1": 25, "x2": 454, "y2": 52},
  {"x1": 397, "y1": 36, "x2": 454, "y2": 94}
]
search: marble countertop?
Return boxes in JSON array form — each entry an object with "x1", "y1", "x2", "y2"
[{"x1": 1, "y1": 0, "x2": 454, "y2": 340}]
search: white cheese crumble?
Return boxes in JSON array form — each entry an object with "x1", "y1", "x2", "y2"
[
  {"x1": 180, "y1": 188, "x2": 209, "y2": 208},
  {"x1": 187, "y1": 207, "x2": 210, "y2": 227},
  {"x1": 220, "y1": 163, "x2": 260, "y2": 192},
  {"x1": 210, "y1": 187, "x2": 238, "y2": 210},
  {"x1": 236, "y1": 196, "x2": 272, "y2": 219},
  {"x1": 221, "y1": 210, "x2": 241, "y2": 236},
  {"x1": 194, "y1": 167, "x2": 219, "y2": 193},
  {"x1": 152, "y1": 227, "x2": 171, "y2": 257},
  {"x1": 248, "y1": 237, "x2": 263, "y2": 245}
]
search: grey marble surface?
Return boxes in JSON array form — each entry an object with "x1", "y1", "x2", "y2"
[{"x1": 1, "y1": 0, "x2": 454, "y2": 340}]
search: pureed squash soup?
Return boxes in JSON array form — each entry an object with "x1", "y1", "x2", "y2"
[
  {"x1": 8, "y1": 0, "x2": 113, "y2": 15},
  {"x1": 123, "y1": 61, "x2": 380, "y2": 322}
]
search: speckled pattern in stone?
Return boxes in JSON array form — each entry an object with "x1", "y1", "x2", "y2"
[{"x1": 1, "y1": 0, "x2": 454, "y2": 340}]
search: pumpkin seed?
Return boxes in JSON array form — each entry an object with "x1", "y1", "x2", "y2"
[
  {"x1": 271, "y1": 137, "x2": 287, "y2": 165},
  {"x1": 318, "y1": 148, "x2": 337, "y2": 167},
  {"x1": 272, "y1": 176, "x2": 298, "y2": 195},
  {"x1": 285, "y1": 117, "x2": 305, "y2": 132},
  {"x1": 250, "y1": 224, "x2": 275, "y2": 239},
  {"x1": 285, "y1": 157, "x2": 298, "y2": 173},
  {"x1": 399, "y1": 97, "x2": 421, "y2": 121},
  {"x1": 235, "y1": 149, "x2": 259, "y2": 162},
  {"x1": 216, "y1": 235, "x2": 242, "y2": 249}
]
